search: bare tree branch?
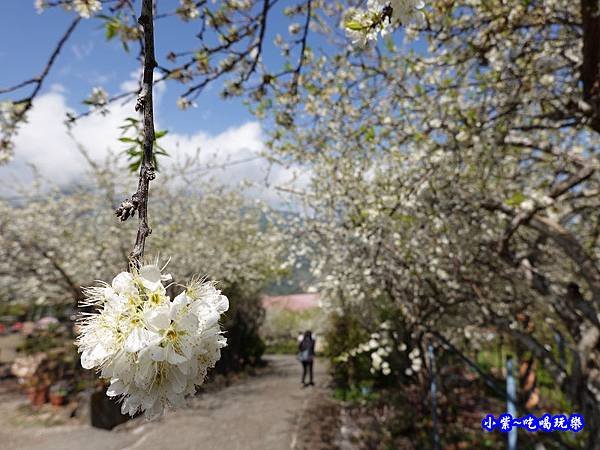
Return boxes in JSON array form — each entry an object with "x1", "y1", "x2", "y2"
[
  {"x1": 291, "y1": 0, "x2": 312, "y2": 95},
  {"x1": 0, "y1": 17, "x2": 80, "y2": 154},
  {"x1": 484, "y1": 200, "x2": 600, "y2": 307},
  {"x1": 498, "y1": 161, "x2": 596, "y2": 254}
]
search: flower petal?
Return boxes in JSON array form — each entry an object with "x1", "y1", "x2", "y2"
[
  {"x1": 125, "y1": 327, "x2": 158, "y2": 353},
  {"x1": 139, "y1": 265, "x2": 164, "y2": 292},
  {"x1": 166, "y1": 346, "x2": 188, "y2": 365},
  {"x1": 144, "y1": 304, "x2": 171, "y2": 330},
  {"x1": 148, "y1": 345, "x2": 166, "y2": 362},
  {"x1": 112, "y1": 272, "x2": 135, "y2": 295},
  {"x1": 107, "y1": 379, "x2": 126, "y2": 397}
]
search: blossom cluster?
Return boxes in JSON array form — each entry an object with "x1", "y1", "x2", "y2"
[
  {"x1": 0, "y1": 100, "x2": 26, "y2": 164},
  {"x1": 35, "y1": 0, "x2": 101, "y2": 18},
  {"x1": 335, "y1": 321, "x2": 422, "y2": 377},
  {"x1": 177, "y1": 0, "x2": 200, "y2": 21},
  {"x1": 83, "y1": 87, "x2": 109, "y2": 115},
  {"x1": 76, "y1": 263, "x2": 229, "y2": 420},
  {"x1": 344, "y1": 0, "x2": 425, "y2": 46},
  {"x1": 72, "y1": 0, "x2": 101, "y2": 18}
]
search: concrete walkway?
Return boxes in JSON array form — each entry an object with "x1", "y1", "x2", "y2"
[{"x1": 0, "y1": 355, "x2": 328, "y2": 450}]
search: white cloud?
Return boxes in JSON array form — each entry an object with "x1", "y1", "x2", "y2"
[
  {"x1": 160, "y1": 121, "x2": 301, "y2": 206},
  {"x1": 120, "y1": 70, "x2": 141, "y2": 93},
  {"x1": 0, "y1": 81, "x2": 301, "y2": 206},
  {"x1": 1, "y1": 90, "x2": 128, "y2": 186},
  {"x1": 71, "y1": 41, "x2": 95, "y2": 61}
]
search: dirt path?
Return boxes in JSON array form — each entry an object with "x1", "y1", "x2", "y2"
[{"x1": 0, "y1": 355, "x2": 329, "y2": 450}]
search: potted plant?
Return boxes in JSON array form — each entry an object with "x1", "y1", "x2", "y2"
[
  {"x1": 26, "y1": 368, "x2": 52, "y2": 407},
  {"x1": 49, "y1": 381, "x2": 69, "y2": 406},
  {"x1": 32, "y1": 384, "x2": 49, "y2": 406}
]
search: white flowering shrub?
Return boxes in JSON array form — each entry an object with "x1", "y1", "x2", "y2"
[
  {"x1": 76, "y1": 262, "x2": 229, "y2": 420},
  {"x1": 336, "y1": 321, "x2": 421, "y2": 378},
  {"x1": 0, "y1": 156, "x2": 286, "y2": 309}
]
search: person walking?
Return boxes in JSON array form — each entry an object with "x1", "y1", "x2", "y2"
[{"x1": 298, "y1": 330, "x2": 315, "y2": 387}]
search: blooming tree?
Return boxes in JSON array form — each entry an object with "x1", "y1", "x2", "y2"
[
  {"x1": 2, "y1": 0, "x2": 599, "y2": 442},
  {"x1": 255, "y1": 0, "x2": 600, "y2": 446}
]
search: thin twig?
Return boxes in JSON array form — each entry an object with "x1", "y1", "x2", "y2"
[
  {"x1": 0, "y1": 17, "x2": 80, "y2": 153},
  {"x1": 290, "y1": 0, "x2": 312, "y2": 95},
  {"x1": 115, "y1": 0, "x2": 156, "y2": 268}
]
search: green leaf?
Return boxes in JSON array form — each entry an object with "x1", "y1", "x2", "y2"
[
  {"x1": 105, "y1": 22, "x2": 118, "y2": 40},
  {"x1": 345, "y1": 20, "x2": 366, "y2": 31},
  {"x1": 466, "y1": 109, "x2": 477, "y2": 123},
  {"x1": 365, "y1": 127, "x2": 376, "y2": 142},
  {"x1": 505, "y1": 192, "x2": 526, "y2": 207},
  {"x1": 118, "y1": 137, "x2": 138, "y2": 143},
  {"x1": 394, "y1": 214, "x2": 415, "y2": 225},
  {"x1": 384, "y1": 36, "x2": 395, "y2": 53}
]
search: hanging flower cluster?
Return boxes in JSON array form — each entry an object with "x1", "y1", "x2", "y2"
[
  {"x1": 76, "y1": 262, "x2": 229, "y2": 420},
  {"x1": 344, "y1": 0, "x2": 425, "y2": 46}
]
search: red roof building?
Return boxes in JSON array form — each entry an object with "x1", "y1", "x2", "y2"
[{"x1": 261, "y1": 293, "x2": 320, "y2": 311}]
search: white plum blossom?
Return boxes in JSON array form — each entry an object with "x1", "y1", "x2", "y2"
[
  {"x1": 34, "y1": 0, "x2": 47, "y2": 13},
  {"x1": 371, "y1": 351, "x2": 383, "y2": 370},
  {"x1": 382, "y1": 361, "x2": 391, "y2": 376},
  {"x1": 177, "y1": 0, "x2": 200, "y2": 21},
  {"x1": 84, "y1": 87, "x2": 109, "y2": 112},
  {"x1": 344, "y1": 8, "x2": 390, "y2": 46},
  {"x1": 73, "y1": 0, "x2": 101, "y2": 18},
  {"x1": 76, "y1": 263, "x2": 229, "y2": 420},
  {"x1": 520, "y1": 199, "x2": 536, "y2": 212},
  {"x1": 389, "y1": 0, "x2": 426, "y2": 25},
  {"x1": 344, "y1": 0, "x2": 425, "y2": 45},
  {"x1": 176, "y1": 97, "x2": 195, "y2": 110}
]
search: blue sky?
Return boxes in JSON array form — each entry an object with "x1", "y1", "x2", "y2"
[
  {"x1": 0, "y1": 1, "x2": 425, "y2": 201},
  {"x1": 0, "y1": 0, "x2": 308, "y2": 200},
  {"x1": 0, "y1": 0, "x2": 262, "y2": 136}
]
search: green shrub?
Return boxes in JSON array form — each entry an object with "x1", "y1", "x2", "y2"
[{"x1": 215, "y1": 283, "x2": 266, "y2": 373}]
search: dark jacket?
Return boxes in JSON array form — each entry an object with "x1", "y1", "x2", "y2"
[{"x1": 299, "y1": 337, "x2": 315, "y2": 357}]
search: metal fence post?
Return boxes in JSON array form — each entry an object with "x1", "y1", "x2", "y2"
[
  {"x1": 554, "y1": 332, "x2": 566, "y2": 368},
  {"x1": 428, "y1": 343, "x2": 440, "y2": 450},
  {"x1": 506, "y1": 356, "x2": 517, "y2": 450}
]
